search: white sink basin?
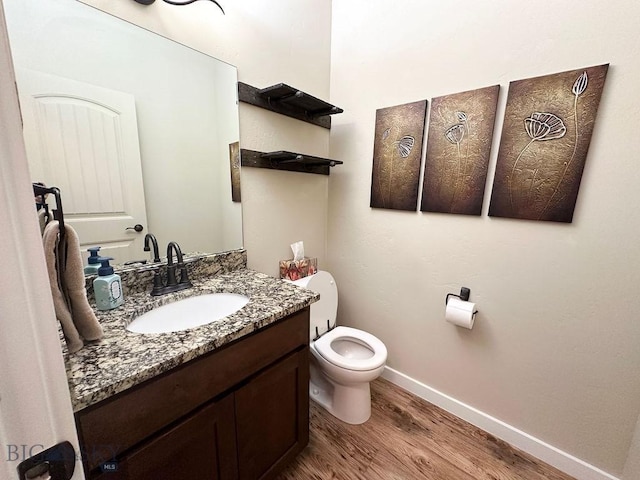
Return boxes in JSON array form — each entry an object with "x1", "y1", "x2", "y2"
[{"x1": 127, "y1": 293, "x2": 250, "y2": 334}]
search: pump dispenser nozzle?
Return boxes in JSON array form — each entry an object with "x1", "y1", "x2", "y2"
[
  {"x1": 84, "y1": 247, "x2": 102, "y2": 275},
  {"x1": 97, "y1": 257, "x2": 115, "y2": 276},
  {"x1": 87, "y1": 247, "x2": 101, "y2": 264}
]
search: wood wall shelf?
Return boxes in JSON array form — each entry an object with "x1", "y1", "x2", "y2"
[
  {"x1": 238, "y1": 82, "x2": 343, "y2": 129},
  {"x1": 241, "y1": 149, "x2": 343, "y2": 176}
]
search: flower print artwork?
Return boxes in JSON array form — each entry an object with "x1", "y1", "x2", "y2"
[
  {"x1": 444, "y1": 123, "x2": 465, "y2": 209},
  {"x1": 370, "y1": 100, "x2": 427, "y2": 211},
  {"x1": 229, "y1": 141, "x2": 241, "y2": 202},
  {"x1": 489, "y1": 64, "x2": 609, "y2": 222},
  {"x1": 421, "y1": 85, "x2": 500, "y2": 215},
  {"x1": 509, "y1": 112, "x2": 566, "y2": 212}
]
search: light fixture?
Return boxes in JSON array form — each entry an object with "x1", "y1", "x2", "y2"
[{"x1": 134, "y1": 0, "x2": 225, "y2": 15}]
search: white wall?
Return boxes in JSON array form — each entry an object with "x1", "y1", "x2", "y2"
[
  {"x1": 328, "y1": 0, "x2": 640, "y2": 477},
  {"x1": 78, "y1": 0, "x2": 332, "y2": 275}
]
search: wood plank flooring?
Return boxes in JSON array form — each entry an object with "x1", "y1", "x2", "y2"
[{"x1": 276, "y1": 378, "x2": 576, "y2": 480}]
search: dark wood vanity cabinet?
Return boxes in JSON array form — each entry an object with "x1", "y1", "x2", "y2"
[{"x1": 78, "y1": 308, "x2": 310, "y2": 480}]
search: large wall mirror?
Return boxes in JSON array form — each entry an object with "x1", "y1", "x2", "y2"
[{"x1": 5, "y1": 0, "x2": 242, "y2": 264}]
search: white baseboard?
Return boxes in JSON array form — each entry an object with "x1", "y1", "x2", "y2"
[{"x1": 381, "y1": 366, "x2": 619, "y2": 480}]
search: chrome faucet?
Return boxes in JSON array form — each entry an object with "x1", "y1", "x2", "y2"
[
  {"x1": 149, "y1": 241, "x2": 192, "y2": 296},
  {"x1": 143, "y1": 233, "x2": 161, "y2": 263}
]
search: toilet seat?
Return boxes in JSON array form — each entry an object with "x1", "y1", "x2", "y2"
[{"x1": 314, "y1": 326, "x2": 387, "y2": 371}]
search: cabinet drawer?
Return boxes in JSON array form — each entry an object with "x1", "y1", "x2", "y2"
[{"x1": 77, "y1": 308, "x2": 309, "y2": 471}]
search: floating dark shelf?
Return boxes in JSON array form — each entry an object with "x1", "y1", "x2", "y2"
[
  {"x1": 238, "y1": 82, "x2": 343, "y2": 129},
  {"x1": 241, "y1": 149, "x2": 343, "y2": 176}
]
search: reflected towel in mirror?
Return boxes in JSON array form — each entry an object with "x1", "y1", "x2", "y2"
[{"x1": 42, "y1": 221, "x2": 103, "y2": 352}]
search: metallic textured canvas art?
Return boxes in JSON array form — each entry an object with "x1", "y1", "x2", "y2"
[
  {"x1": 489, "y1": 64, "x2": 608, "y2": 222},
  {"x1": 370, "y1": 100, "x2": 427, "y2": 211},
  {"x1": 229, "y1": 141, "x2": 241, "y2": 202},
  {"x1": 421, "y1": 85, "x2": 500, "y2": 215}
]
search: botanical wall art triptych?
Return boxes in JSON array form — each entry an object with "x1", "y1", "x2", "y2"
[{"x1": 369, "y1": 63, "x2": 609, "y2": 223}]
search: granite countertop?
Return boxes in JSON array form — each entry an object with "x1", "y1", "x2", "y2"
[{"x1": 65, "y1": 267, "x2": 319, "y2": 412}]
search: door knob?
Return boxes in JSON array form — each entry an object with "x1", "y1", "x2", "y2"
[{"x1": 126, "y1": 224, "x2": 144, "y2": 233}]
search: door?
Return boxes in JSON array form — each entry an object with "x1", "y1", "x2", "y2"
[
  {"x1": 94, "y1": 395, "x2": 238, "y2": 480},
  {"x1": 17, "y1": 68, "x2": 148, "y2": 264},
  {"x1": 0, "y1": 3, "x2": 84, "y2": 479},
  {"x1": 235, "y1": 349, "x2": 310, "y2": 480}
]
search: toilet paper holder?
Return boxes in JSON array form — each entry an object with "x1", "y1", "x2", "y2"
[
  {"x1": 445, "y1": 287, "x2": 477, "y2": 313},
  {"x1": 445, "y1": 287, "x2": 478, "y2": 328}
]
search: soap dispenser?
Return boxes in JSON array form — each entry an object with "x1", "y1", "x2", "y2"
[
  {"x1": 84, "y1": 247, "x2": 102, "y2": 275},
  {"x1": 93, "y1": 257, "x2": 124, "y2": 311}
]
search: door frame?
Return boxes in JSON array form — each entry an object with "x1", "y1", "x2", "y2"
[
  {"x1": 0, "y1": 1, "x2": 84, "y2": 478},
  {"x1": 18, "y1": 69, "x2": 150, "y2": 264}
]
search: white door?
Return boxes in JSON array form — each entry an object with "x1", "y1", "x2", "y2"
[
  {"x1": 17, "y1": 69, "x2": 148, "y2": 264},
  {"x1": 0, "y1": 3, "x2": 84, "y2": 479}
]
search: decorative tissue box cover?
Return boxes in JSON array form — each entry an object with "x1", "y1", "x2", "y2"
[{"x1": 279, "y1": 257, "x2": 317, "y2": 281}]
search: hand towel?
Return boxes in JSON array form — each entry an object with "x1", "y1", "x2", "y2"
[
  {"x1": 43, "y1": 221, "x2": 83, "y2": 352},
  {"x1": 61, "y1": 223, "x2": 104, "y2": 342},
  {"x1": 42, "y1": 221, "x2": 104, "y2": 352}
]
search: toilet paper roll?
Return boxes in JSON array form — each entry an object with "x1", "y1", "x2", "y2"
[{"x1": 445, "y1": 297, "x2": 477, "y2": 329}]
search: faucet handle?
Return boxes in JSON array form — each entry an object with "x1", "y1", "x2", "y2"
[
  {"x1": 178, "y1": 264, "x2": 193, "y2": 288},
  {"x1": 149, "y1": 267, "x2": 165, "y2": 296},
  {"x1": 166, "y1": 264, "x2": 178, "y2": 287}
]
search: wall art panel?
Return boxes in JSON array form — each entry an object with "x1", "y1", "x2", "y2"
[
  {"x1": 229, "y1": 141, "x2": 241, "y2": 202},
  {"x1": 421, "y1": 85, "x2": 500, "y2": 215},
  {"x1": 489, "y1": 64, "x2": 609, "y2": 222},
  {"x1": 370, "y1": 100, "x2": 427, "y2": 211}
]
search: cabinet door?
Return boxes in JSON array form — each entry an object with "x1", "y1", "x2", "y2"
[
  {"x1": 108, "y1": 393, "x2": 238, "y2": 480},
  {"x1": 235, "y1": 348, "x2": 309, "y2": 480}
]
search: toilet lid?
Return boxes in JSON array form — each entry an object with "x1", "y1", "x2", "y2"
[
  {"x1": 286, "y1": 271, "x2": 338, "y2": 340},
  {"x1": 314, "y1": 326, "x2": 387, "y2": 371}
]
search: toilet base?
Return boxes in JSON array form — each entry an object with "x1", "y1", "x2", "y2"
[{"x1": 309, "y1": 364, "x2": 373, "y2": 425}]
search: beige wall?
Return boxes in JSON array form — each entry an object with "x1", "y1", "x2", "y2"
[
  {"x1": 80, "y1": 0, "x2": 332, "y2": 275},
  {"x1": 328, "y1": 0, "x2": 640, "y2": 476},
  {"x1": 624, "y1": 414, "x2": 640, "y2": 479}
]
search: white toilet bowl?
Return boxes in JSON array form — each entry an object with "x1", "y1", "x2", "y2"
[{"x1": 288, "y1": 271, "x2": 387, "y2": 425}]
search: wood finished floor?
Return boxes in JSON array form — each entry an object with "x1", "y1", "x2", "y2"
[{"x1": 276, "y1": 378, "x2": 575, "y2": 480}]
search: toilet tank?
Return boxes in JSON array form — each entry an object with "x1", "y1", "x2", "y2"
[{"x1": 287, "y1": 271, "x2": 337, "y2": 340}]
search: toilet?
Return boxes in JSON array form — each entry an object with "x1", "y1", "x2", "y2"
[{"x1": 288, "y1": 271, "x2": 387, "y2": 425}]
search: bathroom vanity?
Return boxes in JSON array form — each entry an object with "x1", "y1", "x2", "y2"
[{"x1": 65, "y1": 251, "x2": 319, "y2": 480}]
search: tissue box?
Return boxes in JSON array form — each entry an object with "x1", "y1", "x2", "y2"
[{"x1": 279, "y1": 257, "x2": 317, "y2": 281}]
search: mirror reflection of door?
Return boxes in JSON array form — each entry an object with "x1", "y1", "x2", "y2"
[{"x1": 18, "y1": 69, "x2": 148, "y2": 264}]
